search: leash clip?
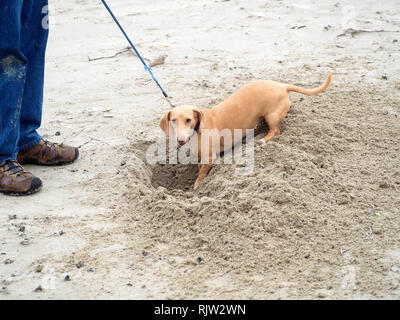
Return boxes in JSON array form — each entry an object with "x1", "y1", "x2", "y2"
[{"x1": 164, "y1": 95, "x2": 176, "y2": 108}]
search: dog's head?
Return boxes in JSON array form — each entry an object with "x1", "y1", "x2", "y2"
[{"x1": 160, "y1": 105, "x2": 203, "y2": 146}]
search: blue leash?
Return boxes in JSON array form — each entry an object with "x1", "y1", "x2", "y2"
[{"x1": 101, "y1": 0, "x2": 175, "y2": 107}]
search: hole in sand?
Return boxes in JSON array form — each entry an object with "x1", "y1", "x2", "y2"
[
  {"x1": 149, "y1": 121, "x2": 270, "y2": 192},
  {"x1": 151, "y1": 163, "x2": 198, "y2": 191}
]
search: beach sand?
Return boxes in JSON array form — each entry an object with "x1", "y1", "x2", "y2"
[{"x1": 1, "y1": 0, "x2": 400, "y2": 299}]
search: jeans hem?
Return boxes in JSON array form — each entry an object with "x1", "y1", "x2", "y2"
[
  {"x1": 0, "y1": 154, "x2": 18, "y2": 163},
  {"x1": 18, "y1": 134, "x2": 42, "y2": 151}
]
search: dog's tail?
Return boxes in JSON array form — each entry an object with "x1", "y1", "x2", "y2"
[{"x1": 285, "y1": 73, "x2": 332, "y2": 95}]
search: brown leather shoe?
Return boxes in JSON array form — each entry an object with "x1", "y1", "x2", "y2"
[
  {"x1": 17, "y1": 139, "x2": 79, "y2": 166},
  {"x1": 0, "y1": 160, "x2": 42, "y2": 196}
]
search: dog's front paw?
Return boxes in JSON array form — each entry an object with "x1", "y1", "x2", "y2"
[{"x1": 257, "y1": 139, "x2": 266, "y2": 145}]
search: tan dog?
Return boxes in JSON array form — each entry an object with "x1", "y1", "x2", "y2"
[{"x1": 160, "y1": 74, "x2": 332, "y2": 188}]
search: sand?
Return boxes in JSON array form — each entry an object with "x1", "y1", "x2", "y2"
[{"x1": 1, "y1": 0, "x2": 400, "y2": 299}]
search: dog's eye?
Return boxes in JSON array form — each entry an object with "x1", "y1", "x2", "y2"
[
  {"x1": 170, "y1": 119, "x2": 177, "y2": 124},
  {"x1": 186, "y1": 118, "x2": 191, "y2": 124}
]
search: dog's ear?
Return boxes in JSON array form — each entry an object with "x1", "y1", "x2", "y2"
[
  {"x1": 192, "y1": 107, "x2": 204, "y2": 129},
  {"x1": 159, "y1": 110, "x2": 171, "y2": 136}
]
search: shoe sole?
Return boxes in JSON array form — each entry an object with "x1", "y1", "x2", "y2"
[{"x1": 0, "y1": 185, "x2": 42, "y2": 197}]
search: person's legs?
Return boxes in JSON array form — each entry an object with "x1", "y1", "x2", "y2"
[
  {"x1": 17, "y1": 0, "x2": 49, "y2": 151},
  {"x1": 0, "y1": 0, "x2": 43, "y2": 195},
  {"x1": 14, "y1": 0, "x2": 79, "y2": 167},
  {"x1": 0, "y1": 0, "x2": 26, "y2": 162}
]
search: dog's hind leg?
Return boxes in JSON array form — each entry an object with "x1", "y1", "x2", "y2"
[
  {"x1": 262, "y1": 124, "x2": 280, "y2": 142},
  {"x1": 261, "y1": 99, "x2": 290, "y2": 142}
]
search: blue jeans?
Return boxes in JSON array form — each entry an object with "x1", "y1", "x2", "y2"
[{"x1": 0, "y1": 0, "x2": 49, "y2": 162}]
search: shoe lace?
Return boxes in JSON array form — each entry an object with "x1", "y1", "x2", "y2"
[
  {"x1": 3, "y1": 160, "x2": 24, "y2": 175},
  {"x1": 43, "y1": 139, "x2": 56, "y2": 148}
]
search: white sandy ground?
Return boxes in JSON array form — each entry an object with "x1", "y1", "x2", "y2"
[{"x1": 1, "y1": 0, "x2": 400, "y2": 299}]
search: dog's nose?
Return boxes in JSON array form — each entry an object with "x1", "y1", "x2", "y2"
[{"x1": 177, "y1": 139, "x2": 186, "y2": 146}]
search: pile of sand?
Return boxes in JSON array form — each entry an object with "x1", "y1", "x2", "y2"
[{"x1": 108, "y1": 75, "x2": 400, "y2": 298}]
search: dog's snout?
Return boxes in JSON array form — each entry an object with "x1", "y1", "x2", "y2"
[{"x1": 177, "y1": 139, "x2": 186, "y2": 146}]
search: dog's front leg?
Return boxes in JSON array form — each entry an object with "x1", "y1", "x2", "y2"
[
  {"x1": 194, "y1": 163, "x2": 213, "y2": 189},
  {"x1": 194, "y1": 133, "x2": 216, "y2": 189}
]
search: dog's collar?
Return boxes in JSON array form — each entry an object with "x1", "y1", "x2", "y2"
[{"x1": 190, "y1": 120, "x2": 200, "y2": 138}]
